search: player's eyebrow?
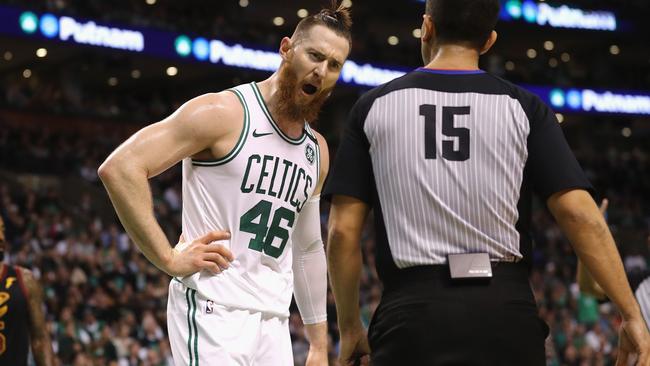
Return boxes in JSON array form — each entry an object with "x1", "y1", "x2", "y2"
[{"x1": 308, "y1": 47, "x2": 344, "y2": 68}]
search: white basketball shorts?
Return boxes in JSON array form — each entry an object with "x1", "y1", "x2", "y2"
[{"x1": 167, "y1": 279, "x2": 293, "y2": 366}]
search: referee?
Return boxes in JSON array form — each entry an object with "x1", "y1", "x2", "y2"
[{"x1": 324, "y1": 0, "x2": 650, "y2": 365}]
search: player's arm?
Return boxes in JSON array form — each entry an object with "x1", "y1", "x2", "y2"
[
  {"x1": 292, "y1": 132, "x2": 329, "y2": 365},
  {"x1": 98, "y1": 92, "x2": 239, "y2": 277},
  {"x1": 547, "y1": 190, "x2": 650, "y2": 363},
  {"x1": 20, "y1": 268, "x2": 54, "y2": 366},
  {"x1": 576, "y1": 199, "x2": 608, "y2": 300}
]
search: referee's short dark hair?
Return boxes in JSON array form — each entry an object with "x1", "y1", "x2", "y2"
[{"x1": 425, "y1": 0, "x2": 500, "y2": 50}]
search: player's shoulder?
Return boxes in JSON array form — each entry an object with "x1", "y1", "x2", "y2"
[
  {"x1": 306, "y1": 128, "x2": 329, "y2": 161},
  {"x1": 184, "y1": 91, "x2": 243, "y2": 119},
  {"x1": 309, "y1": 129, "x2": 328, "y2": 151},
  {"x1": 306, "y1": 128, "x2": 330, "y2": 176},
  {"x1": 174, "y1": 90, "x2": 245, "y2": 137}
]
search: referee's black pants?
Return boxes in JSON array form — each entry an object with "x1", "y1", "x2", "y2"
[{"x1": 368, "y1": 263, "x2": 548, "y2": 366}]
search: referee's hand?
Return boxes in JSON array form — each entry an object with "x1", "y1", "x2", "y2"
[
  {"x1": 616, "y1": 318, "x2": 650, "y2": 366},
  {"x1": 339, "y1": 324, "x2": 371, "y2": 366}
]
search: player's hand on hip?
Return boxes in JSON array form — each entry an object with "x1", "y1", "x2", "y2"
[
  {"x1": 616, "y1": 317, "x2": 650, "y2": 366},
  {"x1": 168, "y1": 230, "x2": 233, "y2": 277},
  {"x1": 338, "y1": 324, "x2": 371, "y2": 366}
]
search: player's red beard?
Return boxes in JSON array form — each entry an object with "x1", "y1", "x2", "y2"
[{"x1": 276, "y1": 64, "x2": 332, "y2": 123}]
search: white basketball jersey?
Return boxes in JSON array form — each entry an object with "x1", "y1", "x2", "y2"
[{"x1": 175, "y1": 82, "x2": 321, "y2": 318}]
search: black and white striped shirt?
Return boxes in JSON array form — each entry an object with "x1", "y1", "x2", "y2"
[{"x1": 324, "y1": 68, "x2": 592, "y2": 282}]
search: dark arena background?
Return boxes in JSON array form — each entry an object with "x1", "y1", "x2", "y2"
[{"x1": 1, "y1": 0, "x2": 649, "y2": 365}]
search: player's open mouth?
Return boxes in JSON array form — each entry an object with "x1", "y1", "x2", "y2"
[{"x1": 302, "y1": 83, "x2": 318, "y2": 95}]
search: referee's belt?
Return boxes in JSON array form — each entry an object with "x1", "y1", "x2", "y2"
[
  {"x1": 384, "y1": 253, "x2": 528, "y2": 289},
  {"x1": 489, "y1": 254, "x2": 521, "y2": 263}
]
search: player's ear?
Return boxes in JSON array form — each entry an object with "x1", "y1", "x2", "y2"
[
  {"x1": 280, "y1": 37, "x2": 293, "y2": 61},
  {"x1": 479, "y1": 31, "x2": 497, "y2": 55}
]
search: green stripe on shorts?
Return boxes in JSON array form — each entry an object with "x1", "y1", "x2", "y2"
[
  {"x1": 191, "y1": 289, "x2": 199, "y2": 365},
  {"x1": 185, "y1": 288, "x2": 194, "y2": 366}
]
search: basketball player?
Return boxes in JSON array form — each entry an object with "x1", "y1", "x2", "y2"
[
  {"x1": 0, "y1": 215, "x2": 55, "y2": 366},
  {"x1": 98, "y1": 3, "x2": 352, "y2": 365}
]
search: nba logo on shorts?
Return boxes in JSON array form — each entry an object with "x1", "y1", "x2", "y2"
[{"x1": 206, "y1": 300, "x2": 214, "y2": 314}]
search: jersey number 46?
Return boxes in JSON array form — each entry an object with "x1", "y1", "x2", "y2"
[{"x1": 239, "y1": 200, "x2": 295, "y2": 259}]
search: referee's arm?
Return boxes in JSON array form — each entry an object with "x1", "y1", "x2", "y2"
[
  {"x1": 526, "y1": 95, "x2": 650, "y2": 364},
  {"x1": 324, "y1": 98, "x2": 375, "y2": 366},
  {"x1": 576, "y1": 198, "x2": 608, "y2": 300},
  {"x1": 548, "y1": 190, "x2": 650, "y2": 364},
  {"x1": 328, "y1": 195, "x2": 371, "y2": 365}
]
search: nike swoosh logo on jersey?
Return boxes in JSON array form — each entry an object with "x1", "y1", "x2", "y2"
[{"x1": 252, "y1": 130, "x2": 273, "y2": 138}]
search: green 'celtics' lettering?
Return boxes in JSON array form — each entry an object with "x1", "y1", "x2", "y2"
[
  {"x1": 239, "y1": 200, "x2": 295, "y2": 258},
  {"x1": 240, "y1": 154, "x2": 260, "y2": 193},
  {"x1": 255, "y1": 155, "x2": 274, "y2": 195},
  {"x1": 240, "y1": 154, "x2": 313, "y2": 212}
]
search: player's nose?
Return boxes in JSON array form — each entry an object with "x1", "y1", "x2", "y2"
[{"x1": 313, "y1": 61, "x2": 327, "y2": 78}]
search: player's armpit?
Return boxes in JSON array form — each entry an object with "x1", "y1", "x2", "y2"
[{"x1": 20, "y1": 268, "x2": 55, "y2": 366}]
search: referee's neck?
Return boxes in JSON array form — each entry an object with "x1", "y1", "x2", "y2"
[{"x1": 424, "y1": 45, "x2": 481, "y2": 71}]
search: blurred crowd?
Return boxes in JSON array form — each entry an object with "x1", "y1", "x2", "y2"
[
  {"x1": 1, "y1": 108, "x2": 649, "y2": 366},
  {"x1": 3, "y1": 1, "x2": 650, "y2": 123},
  {"x1": 3, "y1": 0, "x2": 275, "y2": 47},
  {"x1": 2, "y1": 56, "x2": 186, "y2": 123},
  {"x1": 2, "y1": 0, "x2": 649, "y2": 79},
  {"x1": 0, "y1": 1, "x2": 648, "y2": 366},
  {"x1": 3, "y1": 52, "x2": 644, "y2": 126}
]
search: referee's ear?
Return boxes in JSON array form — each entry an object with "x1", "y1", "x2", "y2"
[
  {"x1": 479, "y1": 31, "x2": 497, "y2": 55},
  {"x1": 421, "y1": 14, "x2": 434, "y2": 43}
]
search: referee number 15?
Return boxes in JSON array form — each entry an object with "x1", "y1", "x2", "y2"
[{"x1": 420, "y1": 105, "x2": 470, "y2": 161}]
